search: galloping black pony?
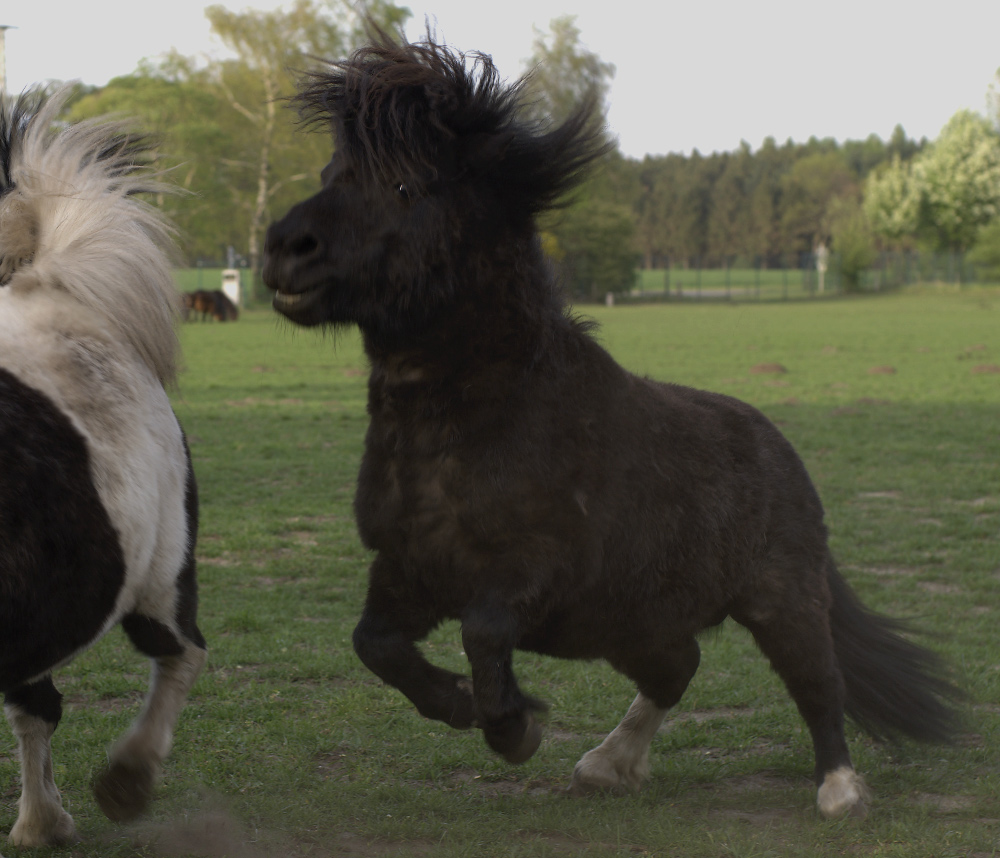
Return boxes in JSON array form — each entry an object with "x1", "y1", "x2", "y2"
[
  {"x1": 0, "y1": 88, "x2": 206, "y2": 849},
  {"x1": 262, "y1": 28, "x2": 960, "y2": 817}
]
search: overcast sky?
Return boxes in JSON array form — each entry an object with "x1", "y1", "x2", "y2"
[{"x1": 4, "y1": 0, "x2": 998, "y2": 158}]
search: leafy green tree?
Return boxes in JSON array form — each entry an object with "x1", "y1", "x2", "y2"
[
  {"x1": 706, "y1": 143, "x2": 753, "y2": 264},
  {"x1": 968, "y1": 218, "x2": 1000, "y2": 281},
  {"x1": 863, "y1": 155, "x2": 921, "y2": 248},
  {"x1": 827, "y1": 196, "x2": 876, "y2": 291},
  {"x1": 866, "y1": 110, "x2": 1000, "y2": 253},
  {"x1": 68, "y1": 68, "x2": 234, "y2": 262},
  {"x1": 520, "y1": 16, "x2": 615, "y2": 127},
  {"x1": 779, "y1": 151, "x2": 857, "y2": 255},
  {"x1": 202, "y1": 0, "x2": 409, "y2": 269},
  {"x1": 548, "y1": 195, "x2": 637, "y2": 300},
  {"x1": 913, "y1": 109, "x2": 1000, "y2": 251}
]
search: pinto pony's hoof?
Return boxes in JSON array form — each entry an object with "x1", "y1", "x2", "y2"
[
  {"x1": 93, "y1": 758, "x2": 157, "y2": 823},
  {"x1": 8, "y1": 807, "x2": 78, "y2": 848}
]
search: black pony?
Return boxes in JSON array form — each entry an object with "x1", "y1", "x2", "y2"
[
  {"x1": 262, "y1": 29, "x2": 960, "y2": 817},
  {"x1": 0, "y1": 88, "x2": 205, "y2": 848}
]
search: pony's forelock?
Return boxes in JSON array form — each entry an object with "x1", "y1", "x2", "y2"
[
  {"x1": 294, "y1": 26, "x2": 611, "y2": 212},
  {"x1": 0, "y1": 86, "x2": 181, "y2": 385}
]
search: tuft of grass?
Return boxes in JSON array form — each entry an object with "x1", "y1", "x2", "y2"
[{"x1": 3, "y1": 293, "x2": 998, "y2": 857}]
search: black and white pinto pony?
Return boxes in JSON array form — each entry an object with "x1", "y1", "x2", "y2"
[
  {"x1": 0, "y1": 88, "x2": 206, "y2": 849},
  {"x1": 262, "y1": 30, "x2": 961, "y2": 817}
]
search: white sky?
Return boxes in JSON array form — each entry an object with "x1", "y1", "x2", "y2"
[{"x1": 4, "y1": 0, "x2": 998, "y2": 159}]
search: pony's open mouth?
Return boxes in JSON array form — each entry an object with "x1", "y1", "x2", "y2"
[{"x1": 272, "y1": 286, "x2": 324, "y2": 320}]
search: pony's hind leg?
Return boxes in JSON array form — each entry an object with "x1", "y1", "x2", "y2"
[
  {"x1": 93, "y1": 615, "x2": 206, "y2": 823},
  {"x1": 569, "y1": 638, "x2": 700, "y2": 795},
  {"x1": 735, "y1": 600, "x2": 866, "y2": 818},
  {"x1": 3, "y1": 677, "x2": 77, "y2": 847}
]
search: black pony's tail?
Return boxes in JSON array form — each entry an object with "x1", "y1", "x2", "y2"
[{"x1": 828, "y1": 557, "x2": 964, "y2": 744}]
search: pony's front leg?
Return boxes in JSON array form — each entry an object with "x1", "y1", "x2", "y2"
[
  {"x1": 461, "y1": 600, "x2": 547, "y2": 764},
  {"x1": 3, "y1": 677, "x2": 77, "y2": 847},
  {"x1": 93, "y1": 619, "x2": 207, "y2": 823},
  {"x1": 353, "y1": 602, "x2": 479, "y2": 730}
]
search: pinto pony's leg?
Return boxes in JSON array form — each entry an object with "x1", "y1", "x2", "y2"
[
  {"x1": 3, "y1": 677, "x2": 77, "y2": 847},
  {"x1": 570, "y1": 638, "x2": 700, "y2": 794},
  {"x1": 93, "y1": 617, "x2": 206, "y2": 823}
]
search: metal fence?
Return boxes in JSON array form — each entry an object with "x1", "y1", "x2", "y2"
[{"x1": 622, "y1": 252, "x2": 983, "y2": 304}]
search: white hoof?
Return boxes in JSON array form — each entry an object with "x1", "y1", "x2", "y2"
[
  {"x1": 817, "y1": 766, "x2": 869, "y2": 818},
  {"x1": 568, "y1": 746, "x2": 649, "y2": 796},
  {"x1": 9, "y1": 806, "x2": 77, "y2": 847}
]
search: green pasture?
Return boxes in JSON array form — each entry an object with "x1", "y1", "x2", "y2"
[{"x1": 3, "y1": 290, "x2": 999, "y2": 857}]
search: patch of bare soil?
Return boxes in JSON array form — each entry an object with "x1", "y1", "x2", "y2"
[
  {"x1": 750, "y1": 363, "x2": 788, "y2": 375},
  {"x1": 670, "y1": 706, "x2": 756, "y2": 725},
  {"x1": 867, "y1": 365, "x2": 897, "y2": 375},
  {"x1": 139, "y1": 809, "x2": 267, "y2": 857},
  {"x1": 846, "y1": 565, "x2": 918, "y2": 578},
  {"x1": 223, "y1": 397, "x2": 306, "y2": 407},
  {"x1": 909, "y1": 793, "x2": 976, "y2": 813},
  {"x1": 917, "y1": 581, "x2": 963, "y2": 595},
  {"x1": 411, "y1": 769, "x2": 564, "y2": 798},
  {"x1": 122, "y1": 797, "x2": 438, "y2": 858},
  {"x1": 971, "y1": 364, "x2": 1000, "y2": 374},
  {"x1": 958, "y1": 344, "x2": 988, "y2": 359},
  {"x1": 694, "y1": 773, "x2": 806, "y2": 823},
  {"x1": 857, "y1": 490, "x2": 901, "y2": 500}
]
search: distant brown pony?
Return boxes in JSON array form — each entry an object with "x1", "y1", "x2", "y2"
[
  {"x1": 262, "y1": 27, "x2": 961, "y2": 818},
  {"x1": 182, "y1": 289, "x2": 238, "y2": 322}
]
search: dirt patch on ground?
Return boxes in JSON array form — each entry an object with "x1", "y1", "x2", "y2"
[
  {"x1": 857, "y1": 490, "x2": 901, "y2": 500},
  {"x1": 670, "y1": 706, "x2": 756, "y2": 725},
  {"x1": 847, "y1": 565, "x2": 919, "y2": 578},
  {"x1": 867, "y1": 365, "x2": 897, "y2": 375},
  {"x1": 409, "y1": 769, "x2": 565, "y2": 799},
  {"x1": 917, "y1": 581, "x2": 963, "y2": 595},
  {"x1": 750, "y1": 363, "x2": 787, "y2": 374},
  {"x1": 910, "y1": 793, "x2": 977, "y2": 813},
  {"x1": 971, "y1": 364, "x2": 1000, "y2": 374},
  {"x1": 223, "y1": 397, "x2": 306, "y2": 407}
]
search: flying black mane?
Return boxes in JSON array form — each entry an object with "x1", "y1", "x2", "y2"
[{"x1": 295, "y1": 28, "x2": 612, "y2": 218}]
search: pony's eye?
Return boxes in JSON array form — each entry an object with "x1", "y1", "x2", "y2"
[{"x1": 395, "y1": 182, "x2": 410, "y2": 199}]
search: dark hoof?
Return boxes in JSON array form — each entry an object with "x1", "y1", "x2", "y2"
[
  {"x1": 485, "y1": 712, "x2": 543, "y2": 764},
  {"x1": 502, "y1": 714, "x2": 543, "y2": 764},
  {"x1": 93, "y1": 758, "x2": 157, "y2": 823}
]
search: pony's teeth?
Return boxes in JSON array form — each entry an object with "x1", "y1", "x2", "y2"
[{"x1": 275, "y1": 291, "x2": 300, "y2": 305}]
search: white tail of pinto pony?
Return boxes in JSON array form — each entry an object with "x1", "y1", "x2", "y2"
[
  {"x1": 0, "y1": 85, "x2": 180, "y2": 384},
  {"x1": 0, "y1": 86, "x2": 206, "y2": 850}
]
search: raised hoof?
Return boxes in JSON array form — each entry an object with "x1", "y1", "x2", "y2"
[
  {"x1": 484, "y1": 712, "x2": 544, "y2": 764},
  {"x1": 501, "y1": 714, "x2": 543, "y2": 764},
  {"x1": 93, "y1": 757, "x2": 157, "y2": 823}
]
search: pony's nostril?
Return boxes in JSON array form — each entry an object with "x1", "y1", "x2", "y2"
[{"x1": 290, "y1": 233, "x2": 318, "y2": 257}]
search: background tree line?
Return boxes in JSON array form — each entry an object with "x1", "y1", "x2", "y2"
[{"x1": 61, "y1": 1, "x2": 1000, "y2": 300}]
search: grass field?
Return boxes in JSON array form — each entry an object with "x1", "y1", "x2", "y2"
[{"x1": 3, "y1": 290, "x2": 999, "y2": 857}]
